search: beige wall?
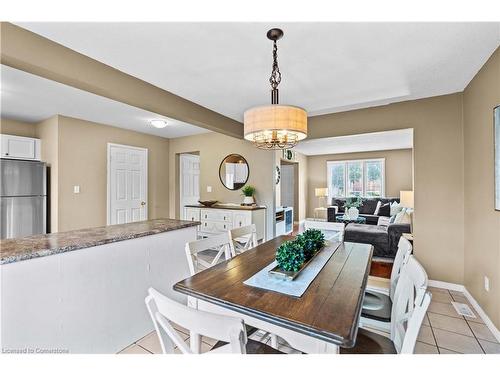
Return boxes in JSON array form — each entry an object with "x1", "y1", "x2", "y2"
[
  {"x1": 169, "y1": 132, "x2": 276, "y2": 239},
  {"x1": 55, "y1": 116, "x2": 170, "y2": 232},
  {"x1": 463, "y1": 47, "x2": 500, "y2": 328},
  {"x1": 308, "y1": 93, "x2": 464, "y2": 284},
  {"x1": 35, "y1": 116, "x2": 59, "y2": 232},
  {"x1": 307, "y1": 149, "x2": 413, "y2": 217},
  {"x1": 0, "y1": 118, "x2": 37, "y2": 137}
]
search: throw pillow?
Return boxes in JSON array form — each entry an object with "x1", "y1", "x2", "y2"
[
  {"x1": 390, "y1": 201, "x2": 403, "y2": 216},
  {"x1": 378, "y1": 202, "x2": 391, "y2": 217},
  {"x1": 389, "y1": 215, "x2": 396, "y2": 224},
  {"x1": 377, "y1": 216, "x2": 391, "y2": 227},
  {"x1": 394, "y1": 208, "x2": 412, "y2": 224},
  {"x1": 373, "y1": 201, "x2": 382, "y2": 215}
]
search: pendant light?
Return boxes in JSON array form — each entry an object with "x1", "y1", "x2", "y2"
[{"x1": 244, "y1": 28, "x2": 307, "y2": 149}]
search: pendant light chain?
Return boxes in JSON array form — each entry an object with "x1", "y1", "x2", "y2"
[
  {"x1": 269, "y1": 40, "x2": 282, "y2": 91},
  {"x1": 269, "y1": 40, "x2": 281, "y2": 104}
]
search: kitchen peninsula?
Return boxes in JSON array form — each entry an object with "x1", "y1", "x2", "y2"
[{"x1": 0, "y1": 218, "x2": 198, "y2": 354}]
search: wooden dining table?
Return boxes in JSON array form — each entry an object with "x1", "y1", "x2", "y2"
[{"x1": 174, "y1": 235, "x2": 373, "y2": 354}]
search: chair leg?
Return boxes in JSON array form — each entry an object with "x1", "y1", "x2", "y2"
[{"x1": 190, "y1": 332, "x2": 202, "y2": 354}]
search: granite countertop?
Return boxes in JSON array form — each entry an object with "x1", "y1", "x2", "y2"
[
  {"x1": 185, "y1": 204, "x2": 266, "y2": 211},
  {"x1": 0, "y1": 218, "x2": 199, "y2": 265}
]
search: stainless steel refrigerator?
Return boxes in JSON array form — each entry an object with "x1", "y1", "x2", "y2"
[{"x1": 0, "y1": 159, "x2": 47, "y2": 239}]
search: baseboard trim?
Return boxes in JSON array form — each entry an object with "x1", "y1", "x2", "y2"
[
  {"x1": 428, "y1": 279, "x2": 500, "y2": 343},
  {"x1": 428, "y1": 280, "x2": 465, "y2": 292},
  {"x1": 463, "y1": 288, "x2": 500, "y2": 343}
]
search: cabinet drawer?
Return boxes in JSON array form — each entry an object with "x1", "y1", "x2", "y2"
[
  {"x1": 200, "y1": 209, "x2": 233, "y2": 222},
  {"x1": 233, "y1": 212, "x2": 251, "y2": 228},
  {"x1": 200, "y1": 220, "x2": 232, "y2": 233}
]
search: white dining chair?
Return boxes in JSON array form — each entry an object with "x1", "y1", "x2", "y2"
[
  {"x1": 228, "y1": 224, "x2": 281, "y2": 349},
  {"x1": 145, "y1": 288, "x2": 282, "y2": 354},
  {"x1": 360, "y1": 236, "x2": 413, "y2": 332},
  {"x1": 341, "y1": 256, "x2": 431, "y2": 354},
  {"x1": 228, "y1": 224, "x2": 258, "y2": 256},
  {"x1": 185, "y1": 232, "x2": 233, "y2": 276}
]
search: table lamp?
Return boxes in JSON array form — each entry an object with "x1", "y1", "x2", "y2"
[{"x1": 400, "y1": 190, "x2": 414, "y2": 233}]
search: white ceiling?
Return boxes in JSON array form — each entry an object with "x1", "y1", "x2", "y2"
[
  {"x1": 0, "y1": 65, "x2": 210, "y2": 138},
  {"x1": 294, "y1": 129, "x2": 413, "y2": 156},
  {"x1": 17, "y1": 22, "x2": 500, "y2": 122}
]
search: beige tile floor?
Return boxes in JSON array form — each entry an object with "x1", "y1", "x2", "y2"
[
  {"x1": 118, "y1": 284, "x2": 500, "y2": 355},
  {"x1": 413, "y1": 286, "x2": 500, "y2": 354}
]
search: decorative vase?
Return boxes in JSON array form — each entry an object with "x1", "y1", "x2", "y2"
[
  {"x1": 243, "y1": 196, "x2": 254, "y2": 205},
  {"x1": 347, "y1": 207, "x2": 359, "y2": 220}
]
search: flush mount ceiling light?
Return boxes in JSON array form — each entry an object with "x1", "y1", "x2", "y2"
[
  {"x1": 150, "y1": 119, "x2": 168, "y2": 128},
  {"x1": 244, "y1": 28, "x2": 307, "y2": 150}
]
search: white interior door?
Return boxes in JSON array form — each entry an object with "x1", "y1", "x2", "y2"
[
  {"x1": 179, "y1": 154, "x2": 200, "y2": 219},
  {"x1": 108, "y1": 143, "x2": 148, "y2": 225}
]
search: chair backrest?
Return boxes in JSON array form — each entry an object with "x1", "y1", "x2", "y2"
[
  {"x1": 389, "y1": 236, "x2": 413, "y2": 300},
  {"x1": 390, "y1": 256, "x2": 430, "y2": 353},
  {"x1": 185, "y1": 232, "x2": 232, "y2": 276},
  {"x1": 145, "y1": 288, "x2": 247, "y2": 354},
  {"x1": 228, "y1": 224, "x2": 258, "y2": 256},
  {"x1": 400, "y1": 292, "x2": 432, "y2": 354}
]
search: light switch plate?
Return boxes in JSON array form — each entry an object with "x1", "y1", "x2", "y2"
[
  {"x1": 73, "y1": 185, "x2": 80, "y2": 194},
  {"x1": 207, "y1": 186, "x2": 212, "y2": 193}
]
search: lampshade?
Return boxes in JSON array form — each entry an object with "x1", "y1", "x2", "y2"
[
  {"x1": 400, "y1": 190, "x2": 414, "y2": 208},
  {"x1": 315, "y1": 188, "x2": 329, "y2": 197},
  {"x1": 244, "y1": 105, "x2": 307, "y2": 149}
]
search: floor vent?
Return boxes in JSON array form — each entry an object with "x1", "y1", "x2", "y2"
[{"x1": 451, "y1": 302, "x2": 476, "y2": 318}]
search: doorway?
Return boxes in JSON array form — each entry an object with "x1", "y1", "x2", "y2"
[
  {"x1": 280, "y1": 160, "x2": 299, "y2": 223},
  {"x1": 179, "y1": 153, "x2": 200, "y2": 219},
  {"x1": 107, "y1": 143, "x2": 148, "y2": 225}
]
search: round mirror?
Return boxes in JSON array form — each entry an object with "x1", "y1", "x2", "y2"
[{"x1": 219, "y1": 154, "x2": 249, "y2": 190}]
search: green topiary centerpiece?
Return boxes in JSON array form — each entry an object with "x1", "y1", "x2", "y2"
[{"x1": 275, "y1": 229, "x2": 326, "y2": 272}]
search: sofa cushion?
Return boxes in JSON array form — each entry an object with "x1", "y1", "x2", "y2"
[
  {"x1": 359, "y1": 214, "x2": 380, "y2": 225},
  {"x1": 359, "y1": 199, "x2": 378, "y2": 214},
  {"x1": 378, "y1": 202, "x2": 390, "y2": 217},
  {"x1": 344, "y1": 223, "x2": 388, "y2": 257}
]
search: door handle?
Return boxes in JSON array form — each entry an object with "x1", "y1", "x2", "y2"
[{"x1": 141, "y1": 201, "x2": 146, "y2": 206}]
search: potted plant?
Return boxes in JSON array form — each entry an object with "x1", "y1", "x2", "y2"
[
  {"x1": 275, "y1": 241, "x2": 305, "y2": 272},
  {"x1": 275, "y1": 229, "x2": 326, "y2": 274},
  {"x1": 344, "y1": 197, "x2": 363, "y2": 220},
  {"x1": 241, "y1": 185, "x2": 256, "y2": 205}
]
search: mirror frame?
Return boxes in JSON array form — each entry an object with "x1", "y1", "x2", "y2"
[{"x1": 218, "y1": 153, "x2": 250, "y2": 191}]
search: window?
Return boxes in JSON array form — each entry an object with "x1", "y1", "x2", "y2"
[{"x1": 327, "y1": 159, "x2": 385, "y2": 198}]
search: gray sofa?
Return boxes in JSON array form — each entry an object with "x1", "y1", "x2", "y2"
[
  {"x1": 327, "y1": 197, "x2": 400, "y2": 224},
  {"x1": 343, "y1": 222, "x2": 410, "y2": 258},
  {"x1": 326, "y1": 197, "x2": 410, "y2": 258}
]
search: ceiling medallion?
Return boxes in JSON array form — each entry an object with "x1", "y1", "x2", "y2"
[{"x1": 244, "y1": 28, "x2": 307, "y2": 150}]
